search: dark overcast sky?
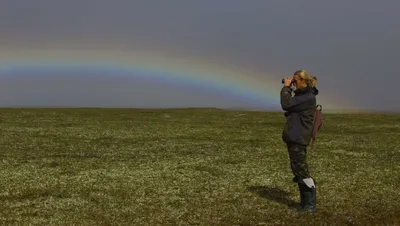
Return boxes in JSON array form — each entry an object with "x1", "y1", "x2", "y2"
[{"x1": 0, "y1": 0, "x2": 399, "y2": 111}]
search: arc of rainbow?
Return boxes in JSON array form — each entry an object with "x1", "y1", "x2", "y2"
[{"x1": 0, "y1": 49, "x2": 342, "y2": 110}]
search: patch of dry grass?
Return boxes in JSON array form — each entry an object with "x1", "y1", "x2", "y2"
[{"x1": 0, "y1": 108, "x2": 399, "y2": 225}]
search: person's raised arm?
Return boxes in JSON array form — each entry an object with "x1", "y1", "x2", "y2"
[{"x1": 280, "y1": 78, "x2": 312, "y2": 112}]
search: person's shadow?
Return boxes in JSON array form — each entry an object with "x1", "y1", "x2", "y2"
[{"x1": 247, "y1": 186, "x2": 297, "y2": 208}]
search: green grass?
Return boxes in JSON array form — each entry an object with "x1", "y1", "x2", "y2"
[{"x1": 0, "y1": 108, "x2": 399, "y2": 225}]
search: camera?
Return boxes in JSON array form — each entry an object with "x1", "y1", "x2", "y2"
[{"x1": 282, "y1": 78, "x2": 296, "y2": 84}]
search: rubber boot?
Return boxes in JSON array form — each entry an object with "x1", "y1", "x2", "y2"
[
  {"x1": 296, "y1": 183, "x2": 305, "y2": 211},
  {"x1": 297, "y1": 183, "x2": 316, "y2": 212}
]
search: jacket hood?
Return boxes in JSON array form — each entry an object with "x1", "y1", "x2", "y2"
[
  {"x1": 311, "y1": 86, "x2": 319, "y2": 95},
  {"x1": 294, "y1": 86, "x2": 319, "y2": 95}
]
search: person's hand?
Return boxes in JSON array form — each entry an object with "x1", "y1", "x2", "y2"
[{"x1": 284, "y1": 77, "x2": 293, "y2": 87}]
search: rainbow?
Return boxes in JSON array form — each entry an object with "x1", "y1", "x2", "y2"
[{"x1": 0, "y1": 48, "x2": 343, "y2": 110}]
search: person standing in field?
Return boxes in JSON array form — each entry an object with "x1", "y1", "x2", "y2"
[{"x1": 281, "y1": 69, "x2": 318, "y2": 212}]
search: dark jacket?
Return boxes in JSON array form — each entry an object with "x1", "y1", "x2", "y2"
[{"x1": 281, "y1": 85, "x2": 319, "y2": 146}]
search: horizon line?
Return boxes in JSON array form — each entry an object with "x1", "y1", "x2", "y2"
[{"x1": 0, "y1": 106, "x2": 398, "y2": 114}]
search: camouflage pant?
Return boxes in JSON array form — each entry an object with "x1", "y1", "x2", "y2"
[{"x1": 286, "y1": 142, "x2": 311, "y2": 182}]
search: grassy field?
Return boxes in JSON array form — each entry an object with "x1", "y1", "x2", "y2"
[{"x1": 0, "y1": 108, "x2": 399, "y2": 225}]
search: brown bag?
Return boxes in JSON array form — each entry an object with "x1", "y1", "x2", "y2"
[{"x1": 311, "y1": 104, "x2": 323, "y2": 148}]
